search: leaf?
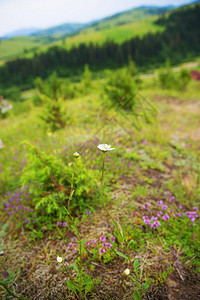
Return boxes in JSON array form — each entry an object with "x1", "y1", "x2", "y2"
[
  {"x1": 116, "y1": 251, "x2": 129, "y2": 260},
  {"x1": 71, "y1": 225, "x2": 79, "y2": 236},
  {"x1": 133, "y1": 291, "x2": 141, "y2": 300},
  {"x1": 143, "y1": 281, "x2": 150, "y2": 292},
  {"x1": 127, "y1": 239, "x2": 134, "y2": 249},
  {"x1": 133, "y1": 259, "x2": 141, "y2": 270},
  {"x1": 80, "y1": 239, "x2": 86, "y2": 253},
  {"x1": 73, "y1": 263, "x2": 79, "y2": 275},
  {"x1": 67, "y1": 279, "x2": 79, "y2": 293}
]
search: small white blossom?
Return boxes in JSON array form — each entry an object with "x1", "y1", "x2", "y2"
[
  {"x1": 73, "y1": 152, "x2": 80, "y2": 158},
  {"x1": 97, "y1": 144, "x2": 115, "y2": 152},
  {"x1": 57, "y1": 256, "x2": 63, "y2": 263},
  {"x1": 123, "y1": 268, "x2": 130, "y2": 276}
]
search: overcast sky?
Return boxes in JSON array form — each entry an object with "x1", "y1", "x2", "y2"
[{"x1": 0, "y1": 0, "x2": 192, "y2": 36}]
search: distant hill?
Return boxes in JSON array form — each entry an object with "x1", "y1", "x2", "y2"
[
  {"x1": 42, "y1": 6, "x2": 172, "y2": 51},
  {"x1": 87, "y1": 6, "x2": 174, "y2": 31},
  {"x1": 31, "y1": 23, "x2": 86, "y2": 38},
  {"x1": 0, "y1": 6, "x2": 170, "y2": 62},
  {"x1": 1, "y1": 28, "x2": 41, "y2": 39},
  {"x1": 1, "y1": 2, "x2": 199, "y2": 87}
]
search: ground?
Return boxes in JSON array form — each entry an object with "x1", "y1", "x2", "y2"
[{"x1": 0, "y1": 72, "x2": 200, "y2": 299}]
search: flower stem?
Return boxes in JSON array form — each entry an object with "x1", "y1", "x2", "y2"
[
  {"x1": 100, "y1": 152, "x2": 131, "y2": 263},
  {"x1": 68, "y1": 157, "x2": 77, "y2": 213}
]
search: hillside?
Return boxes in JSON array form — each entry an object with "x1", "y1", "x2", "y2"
[
  {"x1": 0, "y1": 36, "x2": 53, "y2": 62},
  {"x1": 0, "y1": 6, "x2": 170, "y2": 63},
  {"x1": 0, "y1": 3, "x2": 199, "y2": 87},
  {"x1": 32, "y1": 23, "x2": 86, "y2": 38}
]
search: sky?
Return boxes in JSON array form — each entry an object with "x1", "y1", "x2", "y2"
[{"x1": 0, "y1": 0, "x2": 192, "y2": 37}]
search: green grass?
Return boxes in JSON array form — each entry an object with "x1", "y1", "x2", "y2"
[
  {"x1": 0, "y1": 36, "x2": 46, "y2": 62},
  {"x1": 42, "y1": 16, "x2": 164, "y2": 51},
  {"x1": 0, "y1": 62, "x2": 200, "y2": 298}
]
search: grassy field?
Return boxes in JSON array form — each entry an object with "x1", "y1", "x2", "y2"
[
  {"x1": 0, "y1": 60, "x2": 200, "y2": 299},
  {"x1": 62, "y1": 16, "x2": 164, "y2": 48},
  {"x1": 0, "y1": 36, "x2": 47, "y2": 62}
]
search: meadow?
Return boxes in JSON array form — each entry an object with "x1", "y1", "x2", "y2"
[
  {"x1": 0, "y1": 36, "x2": 47, "y2": 63},
  {"x1": 0, "y1": 59, "x2": 200, "y2": 299}
]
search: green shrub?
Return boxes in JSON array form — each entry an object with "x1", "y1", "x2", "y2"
[
  {"x1": 158, "y1": 60, "x2": 191, "y2": 90},
  {"x1": 35, "y1": 73, "x2": 67, "y2": 131},
  {"x1": 104, "y1": 69, "x2": 137, "y2": 111},
  {"x1": 21, "y1": 144, "x2": 99, "y2": 219}
]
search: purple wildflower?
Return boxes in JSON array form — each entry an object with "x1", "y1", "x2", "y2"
[
  {"x1": 25, "y1": 217, "x2": 30, "y2": 223},
  {"x1": 86, "y1": 211, "x2": 91, "y2": 215},
  {"x1": 144, "y1": 219, "x2": 151, "y2": 225},
  {"x1": 99, "y1": 248, "x2": 105, "y2": 255},
  {"x1": 68, "y1": 243, "x2": 73, "y2": 249},
  {"x1": 151, "y1": 221, "x2": 160, "y2": 229},
  {"x1": 102, "y1": 243, "x2": 112, "y2": 249},
  {"x1": 151, "y1": 216, "x2": 158, "y2": 221},
  {"x1": 57, "y1": 222, "x2": 62, "y2": 226},
  {"x1": 161, "y1": 205, "x2": 168, "y2": 210},
  {"x1": 143, "y1": 202, "x2": 150, "y2": 209},
  {"x1": 63, "y1": 222, "x2": 67, "y2": 227},
  {"x1": 169, "y1": 196, "x2": 175, "y2": 202},
  {"x1": 162, "y1": 214, "x2": 170, "y2": 220},
  {"x1": 157, "y1": 200, "x2": 163, "y2": 207},
  {"x1": 157, "y1": 211, "x2": 163, "y2": 217},
  {"x1": 100, "y1": 236, "x2": 106, "y2": 242},
  {"x1": 111, "y1": 235, "x2": 115, "y2": 243}
]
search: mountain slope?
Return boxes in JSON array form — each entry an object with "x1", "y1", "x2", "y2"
[{"x1": 32, "y1": 23, "x2": 86, "y2": 38}]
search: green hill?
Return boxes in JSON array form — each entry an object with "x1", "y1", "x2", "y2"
[
  {"x1": 0, "y1": 36, "x2": 50, "y2": 62},
  {"x1": 0, "y1": 6, "x2": 171, "y2": 62},
  {"x1": 32, "y1": 23, "x2": 85, "y2": 38}
]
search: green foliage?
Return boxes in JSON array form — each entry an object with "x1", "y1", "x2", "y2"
[
  {"x1": 82, "y1": 64, "x2": 92, "y2": 89},
  {"x1": 35, "y1": 73, "x2": 67, "y2": 131},
  {"x1": 104, "y1": 69, "x2": 137, "y2": 111},
  {"x1": 0, "y1": 87, "x2": 21, "y2": 102},
  {"x1": 0, "y1": 269, "x2": 23, "y2": 300},
  {"x1": 158, "y1": 60, "x2": 191, "y2": 90},
  {"x1": 67, "y1": 264, "x2": 100, "y2": 297},
  {"x1": 20, "y1": 143, "x2": 99, "y2": 219},
  {"x1": 104, "y1": 69, "x2": 157, "y2": 130},
  {"x1": 127, "y1": 57, "x2": 137, "y2": 77}
]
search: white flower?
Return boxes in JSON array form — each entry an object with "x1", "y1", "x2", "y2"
[
  {"x1": 0, "y1": 139, "x2": 4, "y2": 149},
  {"x1": 123, "y1": 268, "x2": 130, "y2": 276},
  {"x1": 97, "y1": 144, "x2": 115, "y2": 152},
  {"x1": 57, "y1": 256, "x2": 63, "y2": 263},
  {"x1": 73, "y1": 152, "x2": 80, "y2": 157}
]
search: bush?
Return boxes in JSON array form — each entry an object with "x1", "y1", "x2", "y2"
[
  {"x1": 20, "y1": 144, "x2": 100, "y2": 219},
  {"x1": 158, "y1": 60, "x2": 191, "y2": 90},
  {"x1": 35, "y1": 73, "x2": 67, "y2": 131},
  {"x1": 104, "y1": 69, "x2": 137, "y2": 111}
]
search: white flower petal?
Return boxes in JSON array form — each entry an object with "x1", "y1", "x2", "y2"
[
  {"x1": 57, "y1": 256, "x2": 63, "y2": 263},
  {"x1": 97, "y1": 144, "x2": 115, "y2": 152}
]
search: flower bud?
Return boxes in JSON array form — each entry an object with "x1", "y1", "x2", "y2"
[
  {"x1": 123, "y1": 268, "x2": 130, "y2": 276},
  {"x1": 73, "y1": 152, "x2": 80, "y2": 158}
]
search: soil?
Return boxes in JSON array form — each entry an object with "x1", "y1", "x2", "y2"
[{"x1": 1, "y1": 164, "x2": 200, "y2": 299}]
